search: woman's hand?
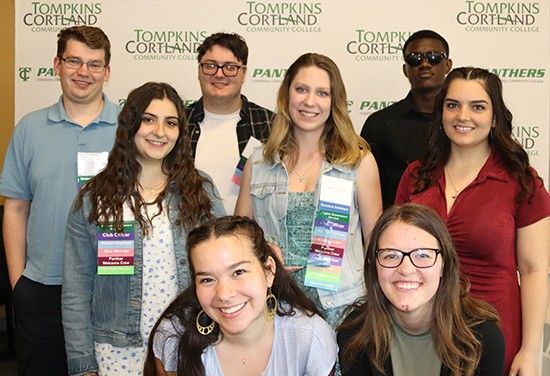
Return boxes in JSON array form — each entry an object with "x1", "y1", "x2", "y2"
[{"x1": 508, "y1": 348, "x2": 539, "y2": 376}]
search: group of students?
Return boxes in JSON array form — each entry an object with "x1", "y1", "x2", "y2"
[
  {"x1": 3, "y1": 24, "x2": 550, "y2": 376},
  {"x1": 62, "y1": 44, "x2": 549, "y2": 376}
]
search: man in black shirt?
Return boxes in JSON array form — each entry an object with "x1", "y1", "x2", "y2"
[{"x1": 361, "y1": 30, "x2": 452, "y2": 208}]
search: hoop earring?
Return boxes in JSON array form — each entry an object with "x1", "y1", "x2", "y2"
[
  {"x1": 264, "y1": 287, "x2": 278, "y2": 321},
  {"x1": 196, "y1": 310, "x2": 215, "y2": 335}
]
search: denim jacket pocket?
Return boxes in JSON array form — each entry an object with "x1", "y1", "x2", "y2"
[{"x1": 250, "y1": 183, "x2": 286, "y2": 220}]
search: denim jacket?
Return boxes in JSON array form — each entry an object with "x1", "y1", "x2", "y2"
[
  {"x1": 249, "y1": 148, "x2": 365, "y2": 310},
  {"x1": 62, "y1": 180, "x2": 225, "y2": 375}
]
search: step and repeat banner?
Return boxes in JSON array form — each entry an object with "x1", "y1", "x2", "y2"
[
  {"x1": 12, "y1": 0, "x2": 550, "y2": 369},
  {"x1": 15, "y1": 0, "x2": 549, "y2": 182}
]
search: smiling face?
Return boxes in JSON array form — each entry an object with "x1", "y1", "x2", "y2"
[
  {"x1": 198, "y1": 44, "x2": 246, "y2": 112},
  {"x1": 403, "y1": 38, "x2": 451, "y2": 93},
  {"x1": 134, "y1": 98, "x2": 180, "y2": 166},
  {"x1": 192, "y1": 234, "x2": 275, "y2": 337},
  {"x1": 54, "y1": 39, "x2": 110, "y2": 106},
  {"x1": 377, "y1": 220, "x2": 443, "y2": 326},
  {"x1": 442, "y1": 79, "x2": 494, "y2": 153},
  {"x1": 288, "y1": 65, "x2": 332, "y2": 136}
]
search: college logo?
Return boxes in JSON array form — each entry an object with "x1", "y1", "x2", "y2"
[
  {"x1": 124, "y1": 29, "x2": 208, "y2": 61},
  {"x1": 251, "y1": 67, "x2": 287, "y2": 83},
  {"x1": 18, "y1": 67, "x2": 32, "y2": 82},
  {"x1": 346, "y1": 30, "x2": 411, "y2": 62},
  {"x1": 22, "y1": 2, "x2": 102, "y2": 32},
  {"x1": 17, "y1": 66, "x2": 57, "y2": 82},
  {"x1": 512, "y1": 125, "x2": 540, "y2": 156},
  {"x1": 489, "y1": 68, "x2": 545, "y2": 82},
  {"x1": 456, "y1": 1, "x2": 541, "y2": 32},
  {"x1": 238, "y1": 1, "x2": 322, "y2": 33}
]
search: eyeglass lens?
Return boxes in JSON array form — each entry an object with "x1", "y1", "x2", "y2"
[
  {"x1": 200, "y1": 63, "x2": 242, "y2": 77},
  {"x1": 377, "y1": 248, "x2": 439, "y2": 268},
  {"x1": 405, "y1": 51, "x2": 446, "y2": 67},
  {"x1": 62, "y1": 57, "x2": 105, "y2": 72}
]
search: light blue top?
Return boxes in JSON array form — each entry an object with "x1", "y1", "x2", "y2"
[
  {"x1": 154, "y1": 309, "x2": 337, "y2": 376},
  {"x1": 249, "y1": 147, "x2": 365, "y2": 310},
  {"x1": 0, "y1": 96, "x2": 119, "y2": 285},
  {"x1": 62, "y1": 181, "x2": 226, "y2": 375}
]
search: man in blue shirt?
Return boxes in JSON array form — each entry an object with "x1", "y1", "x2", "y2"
[{"x1": 0, "y1": 26, "x2": 118, "y2": 375}]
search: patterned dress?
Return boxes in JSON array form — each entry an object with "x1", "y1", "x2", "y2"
[{"x1": 94, "y1": 204, "x2": 178, "y2": 375}]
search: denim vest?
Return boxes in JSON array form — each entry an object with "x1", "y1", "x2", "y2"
[
  {"x1": 62, "y1": 180, "x2": 225, "y2": 375},
  {"x1": 249, "y1": 148, "x2": 365, "y2": 309}
]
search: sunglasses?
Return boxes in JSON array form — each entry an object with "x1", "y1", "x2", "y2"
[{"x1": 404, "y1": 51, "x2": 448, "y2": 67}]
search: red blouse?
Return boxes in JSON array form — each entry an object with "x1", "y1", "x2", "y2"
[{"x1": 396, "y1": 151, "x2": 550, "y2": 373}]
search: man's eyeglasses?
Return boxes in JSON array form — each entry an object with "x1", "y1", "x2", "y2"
[
  {"x1": 60, "y1": 57, "x2": 106, "y2": 73},
  {"x1": 376, "y1": 248, "x2": 441, "y2": 268},
  {"x1": 199, "y1": 62, "x2": 246, "y2": 77},
  {"x1": 404, "y1": 51, "x2": 447, "y2": 67}
]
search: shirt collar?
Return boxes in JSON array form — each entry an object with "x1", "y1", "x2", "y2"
[
  {"x1": 436, "y1": 150, "x2": 509, "y2": 186},
  {"x1": 190, "y1": 94, "x2": 249, "y2": 123},
  {"x1": 402, "y1": 91, "x2": 432, "y2": 118},
  {"x1": 269, "y1": 153, "x2": 353, "y2": 174},
  {"x1": 48, "y1": 94, "x2": 118, "y2": 126}
]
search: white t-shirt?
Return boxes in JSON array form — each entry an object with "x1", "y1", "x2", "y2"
[
  {"x1": 153, "y1": 309, "x2": 337, "y2": 376},
  {"x1": 194, "y1": 109, "x2": 241, "y2": 214}
]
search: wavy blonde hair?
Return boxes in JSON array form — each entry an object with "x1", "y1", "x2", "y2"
[{"x1": 263, "y1": 53, "x2": 368, "y2": 168}]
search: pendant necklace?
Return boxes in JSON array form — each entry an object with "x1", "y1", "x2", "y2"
[
  {"x1": 444, "y1": 168, "x2": 460, "y2": 199},
  {"x1": 292, "y1": 155, "x2": 320, "y2": 182}
]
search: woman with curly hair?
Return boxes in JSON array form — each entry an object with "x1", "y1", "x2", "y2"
[
  {"x1": 395, "y1": 67, "x2": 550, "y2": 375},
  {"x1": 338, "y1": 204, "x2": 504, "y2": 376},
  {"x1": 62, "y1": 82, "x2": 225, "y2": 375},
  {"x1": 235, "y1": 53, "x2": 382, "y2": 326}
]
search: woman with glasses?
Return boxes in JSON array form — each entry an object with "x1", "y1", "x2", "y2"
[
  {"x1": 62, "y1": 82, "x2": 225, "y2": 375},
  {"x1": 395, "y1": 67, "x2": 550, "y2": 375},
  {"x1": 235, "y1": 53, "x2": 382, "y2": 327},
  {"x1": 338, "y1": 204, "x2": 504, "y2": 376}
]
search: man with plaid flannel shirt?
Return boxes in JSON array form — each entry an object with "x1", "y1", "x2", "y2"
[{"x1": 189, "y1": 32, "x2": 273, "y2": 213}]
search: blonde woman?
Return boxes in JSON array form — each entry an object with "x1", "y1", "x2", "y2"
[{"x1": 235, "y1": 53, "x2": 382, "y2": 325}]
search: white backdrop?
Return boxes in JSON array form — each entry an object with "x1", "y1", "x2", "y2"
[{"x1": 14, "y1": 0, "x2": 550, "y2": 369}]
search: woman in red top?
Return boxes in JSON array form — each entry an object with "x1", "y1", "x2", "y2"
[{"x1": 395, "y1": 67, "x2": 550, "y2": 376}]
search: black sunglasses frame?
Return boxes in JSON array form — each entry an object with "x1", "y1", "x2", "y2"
[{"x1": 404, "y1": 51, "x2": 448, "y2": 67}]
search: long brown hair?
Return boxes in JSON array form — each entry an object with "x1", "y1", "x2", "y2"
[
  {"x1": 144, "y1": 216, "x2": 321, "y2": 376},
  {"x1": 414, "y1": 67, "x2": 537, "y2": 203},
  {"x1": 263, "y1": 53, "x2": 368, "y2": 169},
  {"x1": 75, "y1": 82, "x2": 214, "y2": 233},
  {"x1": 339, "y1": 204, "x2": 499, "y2": 376}
]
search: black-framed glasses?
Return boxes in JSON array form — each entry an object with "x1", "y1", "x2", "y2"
[
  {"x1": 404, "y1": 51, "x2": 447, "y2": 67},
  {"x1": 199, "y1": 62, "x2": 246, "y2": 77},
  {"x1": 376, "y1": 248, "x2": 441, "y2": 268},
  {"x1": 60, "y1": 57, "x2": 106, "y2": 73}
]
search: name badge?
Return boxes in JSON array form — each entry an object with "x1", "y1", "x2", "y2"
[
  {"x1": 77, "y1": 152, "x2": 109, "y2": 188},
  {"x1": 304, "y1": 175, "x2": 353, "y2": 292},
  {"x1": 97, "y1": 222, "x2": 135, "y2": 275},
  {"x1": 231, "y1": 137, "x2": 263, "y2": 186}
]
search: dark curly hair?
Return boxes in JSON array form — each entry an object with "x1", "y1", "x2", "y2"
[{"x1": 75, "y1": 82, "x2": 214, "y2": 233}]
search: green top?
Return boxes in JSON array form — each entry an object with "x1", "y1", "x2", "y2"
[{"x1": 390, "y1": 316, "x2": 441, "y2": 376}]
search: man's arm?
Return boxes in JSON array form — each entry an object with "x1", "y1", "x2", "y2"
[{"x1": 3, "y1": 197, "x2": 30, "y2": 288}]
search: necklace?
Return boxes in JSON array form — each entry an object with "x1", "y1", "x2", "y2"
[
  {"x1": 292, "y1": 155, "x2": 320, "y2": 182},
  {"x1": 444, "y1": 167, "x2": 460, "y2": 199},
  {"x1": 139, "y1": 179, "x2": 167, "y2": 201}
]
